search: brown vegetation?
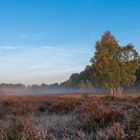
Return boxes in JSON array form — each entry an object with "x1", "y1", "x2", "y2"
[{"x1": 0, "y1": 94, "x2": 139, "y2": 139}]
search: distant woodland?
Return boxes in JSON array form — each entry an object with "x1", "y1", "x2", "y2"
[{"x1": 0, "y1": 66, "x2": 139, "y2": 94}]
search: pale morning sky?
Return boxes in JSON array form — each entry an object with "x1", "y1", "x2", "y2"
[{"x1": 0, "y1": 0, "x2": 140, "y2": 85}]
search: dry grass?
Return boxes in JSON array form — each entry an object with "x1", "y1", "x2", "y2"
[{"x1": 0, "y1": 93, "x2": 139, "y2": 139}]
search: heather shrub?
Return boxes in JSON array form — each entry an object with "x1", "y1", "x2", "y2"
[
  {"x1": 79, "y1": 108, "x2": 125, "y2": 133},
  {"x1": 38, "y1": 98, "x2": 82, "y2": 114},
  {"x1": 0, "y1": 119, "x2": 55, "y2": 140},
  {"x1": 124, "y1": 109, "x2": 140, "y2": 139},
  {"x1": 95, "y1": 123, "x2": 126, "y2": 140},
  {"x1": 101, "y1": 95, "x2": 118, "y2": 101},
  {"x1": 38, "y1": 101, "x2": 52, "y2": 113},
  {"x1": 81, "y1": 94, "x2": 89, "y2": 98},
  {"x1": 0, "y1": 95, "x2": 139, "y2": 139}
]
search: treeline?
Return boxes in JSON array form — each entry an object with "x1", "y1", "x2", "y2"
[
  {"x1": 0, "y1": 83, "x2": 60, "y2": 94},
  {"x1": 0, "y1": 64, "x2": 140, "y2": 94},
  {"x1": 60, "y1": 66, "x2": 94, "y2": 89},
  {"x1": 0, "y1": 66, "x2": 98, "y2": 94},
  {"x1": 0, "y1": 65, "x2": 100, "y2": 94},
  {"x1": 60, "y1": 65, "x2": 140, "y2": 90}
]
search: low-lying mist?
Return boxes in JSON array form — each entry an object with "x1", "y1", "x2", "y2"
[
  {"x1": 0, "y1": 83, "x2": 140, "y2": 95},
  {"x1": 0, "y1": 87, "x2": 106, "y2": 95},
  {"x1": 0, "y1": 85, "x2": 140, "y2": 95}
]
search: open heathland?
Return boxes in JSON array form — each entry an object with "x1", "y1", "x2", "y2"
[{"x1": 0, "y1": 94, "x2": 139, "y2": 140}]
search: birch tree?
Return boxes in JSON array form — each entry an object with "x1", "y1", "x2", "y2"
[{"x1": 91, "y1": 31, "x2": 139, "y2": 94}]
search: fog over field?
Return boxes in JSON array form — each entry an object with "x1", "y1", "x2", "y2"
[
  {"x1": 0, "y1": 84, "x2": 140, "y2": 95},
  {"x1": 0, "y1": 86, "x2": 102, "y2": 95}
]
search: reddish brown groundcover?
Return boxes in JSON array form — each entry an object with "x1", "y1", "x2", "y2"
[{"x1": 0, "y1": 95, "x2": 139, "y2": 140}]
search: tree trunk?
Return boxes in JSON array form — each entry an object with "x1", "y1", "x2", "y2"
[
  {"x1": 120, "y1": 87, "x2": 123, "y2": 95},
  {"x1": 113, "y1": 88, "x2": 117, "y2": 95},
  {"x1": 117, "y1": 87, "x2": 123, "y2": 95},
  {"x1": 111, "y1": 88, "x2": 113, "y2": 95},
  {"x1": 110, "y1": 86, "x2": 124, "y2": 95}
]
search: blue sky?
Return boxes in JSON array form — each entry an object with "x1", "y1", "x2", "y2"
[{"x1": 0, "y1": 0, "x2": 140, "y2": 85}]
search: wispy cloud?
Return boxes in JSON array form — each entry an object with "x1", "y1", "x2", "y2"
[
  {"x1": 0, "y1": 46, "x2": 16, "y2": 50},
  {"x1": 0, "y1": 44, "x2": 90, "y2": 84}
]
